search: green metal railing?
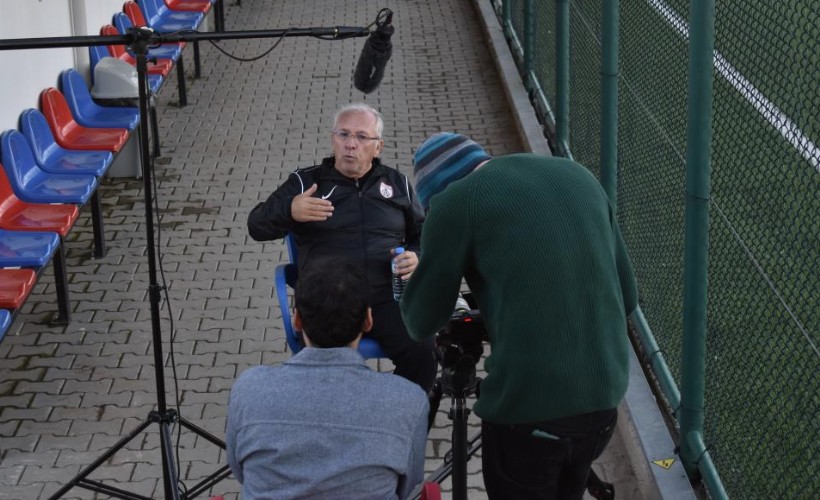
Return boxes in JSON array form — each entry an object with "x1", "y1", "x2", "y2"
[{"x1": 490, "y1": 0, "x2": 819, "y2": 498}]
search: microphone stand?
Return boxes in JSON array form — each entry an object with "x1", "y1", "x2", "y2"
[{"x1": 0, "y1": 23, "x2": 370, "y2": 500}]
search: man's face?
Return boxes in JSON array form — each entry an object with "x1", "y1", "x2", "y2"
[{"x1": 331, "y1": 110, "x2": 383, "y2": 179}]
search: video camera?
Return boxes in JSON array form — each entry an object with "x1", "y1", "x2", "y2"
[{"x1": 434, "y1": 293, "x2": 487, "y2": 395}]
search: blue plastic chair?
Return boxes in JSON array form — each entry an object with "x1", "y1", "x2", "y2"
[
  {"x1": 0, "y1": 309, "x2": 11, "y2": 342},
  {"x1": 59, "y1": 69, "x2": 140, "y2": 130},
  {"x1": 0, "y1": 130, "x2": 98, "y2": 205},
  {"x1": 1, "y1": 129, "x2": 105, "y2": 258},
  {"x1": 20, "y1": 109, "x2": 113, "y2": 177},
  {"x1": 0, "y1": 229, "x2": 60, "y2": 268},
  {"x1": 0, "y1": 229, "x2": 70, "y2": 322},
  {"x1": 274, "y1": 233, "x2": 387, "y2": 359}
]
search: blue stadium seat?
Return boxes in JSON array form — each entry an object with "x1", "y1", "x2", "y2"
[
  {"x1": 20, "y1": 109, "x2": 113, "y2": 177},
  {"x1": 0, "y1": 309, "x2": 10, "y2": 341},
  {"x1": 59, "y1": 69, "x2": 140, "y2": 130},
  {"x1": 274, "y1": 233, "x2": 387, "y2": 359}
]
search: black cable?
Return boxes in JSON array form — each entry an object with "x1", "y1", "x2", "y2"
[
  {"x1": 205, "y1": 27, "x2": 293, "y2": 62},
  {"x1": 149, "y1": 20, "x2": 375, "y2": 62}
]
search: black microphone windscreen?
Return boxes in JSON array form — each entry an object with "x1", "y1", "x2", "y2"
[
  {"x1": 353, "y1": 18, "x2": 394, "y2": 94},
  {"x1": 353, "y1": 38, "x2": 392, "y2": 94}
]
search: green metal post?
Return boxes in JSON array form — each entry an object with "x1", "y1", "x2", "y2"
[
  {"x1": 680, "y1": 0, "x2": 715, "y2": 476},
  {"x1": 523, "y1": 0, "x2": 534, "y2": 91},
  {"x1": 600, "y1": 0, "x2": 619, "y2": 206},
  {"x1": 502, "y1": 0, "x2": 511, "y2": 28},
  {"x1": 555, "y1": 0, "x2": 570, "y2": 156}
]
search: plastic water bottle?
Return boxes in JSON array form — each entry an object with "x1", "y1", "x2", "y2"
[{"x1": 391, "y1": 247, "x2": 405, "y2": 301}]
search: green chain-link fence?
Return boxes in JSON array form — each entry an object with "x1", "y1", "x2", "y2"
[{"x1": 492, "y1": 0, "x2": 818, "y2": 497}]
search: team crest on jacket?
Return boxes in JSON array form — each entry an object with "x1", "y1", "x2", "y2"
[{"x1": 379, "y1": 182, "x2": 394, "y2": 198}]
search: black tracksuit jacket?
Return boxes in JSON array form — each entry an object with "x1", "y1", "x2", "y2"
[{"x1": 248, "y1": 157, "x2": 425, "y2": 305}]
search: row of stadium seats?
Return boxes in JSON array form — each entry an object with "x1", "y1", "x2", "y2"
[{"x1": 0, "y1": 0, "x2": 219, "y2": 341}]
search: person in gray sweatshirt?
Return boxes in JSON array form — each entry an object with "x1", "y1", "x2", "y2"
[{"x1": 226, "y1": 256, "x2": 429, "y2": 499}]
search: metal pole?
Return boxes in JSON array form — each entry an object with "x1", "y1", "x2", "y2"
[
  {"x1": 679, "y1": 0, "x2": 715, "y2": 475},
  {"x1": 523, "y1": 0, "x2": 535, "y2": 91},
  {"x1": 555, "y1": 0, "x2": 570, "y2": 156},
  {"x1": 134, "y1": 43, "x2": 180, "y2": 500},
  {"x1": 502, "y1": 0, "x2": 512, "y2": 35},
  {"x1": 450, "y1": 399, "x2": 469, "y2": 500},
  {"x1": 600, "y1": 0, "x2": 619, "y2": 205}
]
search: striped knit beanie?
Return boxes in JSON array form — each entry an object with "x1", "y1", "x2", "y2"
[{"x1": 413, "y1": 133, "x2": 491, "y2": 209}]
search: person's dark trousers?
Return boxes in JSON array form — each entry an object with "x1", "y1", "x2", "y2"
[
  {"x1": 368, "y1": 300, "x2": 438, "y2": 393},
  {"x1": 482, "y1": 408, "x2": 618, "y2": 500}
]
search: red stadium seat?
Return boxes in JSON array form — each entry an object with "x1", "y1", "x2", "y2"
[
  {"x1": 0, "y1": 164, "x2": 79, "y2": 237},
  {"x1": 40, "y1": 88, "x2": 129, "y2": 153},
  {"x1": 165, "y1": 0, "x2": 212, "y2": 13},
  {"x1": 0, "y1": 268, "x2": 37, "y2": 309}
]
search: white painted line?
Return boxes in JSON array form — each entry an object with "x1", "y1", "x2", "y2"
[{"x1": 648, "y1": 0, "x2": 819, "y2": 172}]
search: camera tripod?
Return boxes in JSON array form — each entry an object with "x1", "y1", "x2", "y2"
[
  {"x1": 423, "y1": 306, "x2": 485, "y2": 500},
  {"x1": 421, "y1": 302, "x2": 615, "y2": 500}
]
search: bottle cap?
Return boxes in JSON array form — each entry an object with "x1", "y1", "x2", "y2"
[{"x1": 394, "y1": 246, "x2": 405, "y2": 254}]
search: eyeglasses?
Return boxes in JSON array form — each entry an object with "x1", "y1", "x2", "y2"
[{"x1": 331, "y1": 130, "x2": 381, "y2": 143}]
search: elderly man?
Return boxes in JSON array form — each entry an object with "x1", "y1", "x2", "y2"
[
  {"x1": 401, "y1": 133, "x2": 638, "y2": 499},
  {"x1": 226, "y1": 257, "x2": 429, "y2": 499},
  {"x1": 248, "y1": 104, "x2": 436, "y2": 392}
]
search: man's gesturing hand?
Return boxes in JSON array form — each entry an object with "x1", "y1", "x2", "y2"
[{"x1": 291, "y1": 184, "x2": 334, "y2": 222}]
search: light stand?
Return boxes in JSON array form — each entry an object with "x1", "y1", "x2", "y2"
[{"x1": 0, "y1": 22, "x2": 370, "y2": 500}]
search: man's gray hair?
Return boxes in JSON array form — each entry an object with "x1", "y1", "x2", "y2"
[{"x1": 333, "y1": 103, "x2": 384, "y2": 138}]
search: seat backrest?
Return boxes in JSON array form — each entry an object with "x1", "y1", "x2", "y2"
[
  {"x1": 138, "y1": 0, "x2": 165, "y2": 27},
  {"x1": 285, "y1": 232, "x2": 297, "y2": 264},
  {"x1": 113, "y1": 11, "x2": 134, "y2": 34},
  {"x1": 59, "y1": 69, "x2": 97, "y2": 127},
  {"x1": 123, "y1": 1, "x2": 149, "y2": 28},
  {"x1": 0, "y1": 130, "x2": 42, "y2": 190},
  {"x1": 100, "y1": 25, "x2": 131, "y2": 61},
  {"x1": 19, "y1": 109, "x2": 60, "y2": 168},
  {"x1": 40, "y1": 88, "x2": 80, "y2": 144},
  {"x1": 88, "y1": 45, "x2": 111, "y2": 85}
]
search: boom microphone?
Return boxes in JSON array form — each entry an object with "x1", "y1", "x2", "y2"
[{"x1": 353, "y1": 9, "x2": 394, "y2": 94}]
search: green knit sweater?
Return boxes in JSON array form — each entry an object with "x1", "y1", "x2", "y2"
[{"x1": 401, "y1": 154, "x2": 638, "y2": 424}]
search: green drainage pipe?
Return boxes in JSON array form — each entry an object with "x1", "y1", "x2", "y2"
[{"x1": 600, "y1": 0, "x2": 619, "y2": 206}]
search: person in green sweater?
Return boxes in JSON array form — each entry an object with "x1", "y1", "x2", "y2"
[{"x1": 400, "y1": 133, "x2": 638, "y2": 500}]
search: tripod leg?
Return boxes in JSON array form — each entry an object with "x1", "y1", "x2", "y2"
[
  {"x1": 450, "y1": 396, "x2": 470, "y2": 500},
  {"x1": 427, "y1": 380, "x2": 443, "y2": 431},
  {"x1": 159, "y1": 419, "x2": 181, "y2": 500},
  {"x1": 48, "y1": 419, "x2": 153, "y2": 499},
  {"x1": 177, "y1": 416, "x2": 226, "y2": 448}
]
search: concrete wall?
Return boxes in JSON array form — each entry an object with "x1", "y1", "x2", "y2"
[{"x1": 0, "y1": 0, "x2": 122, "y2": 131}]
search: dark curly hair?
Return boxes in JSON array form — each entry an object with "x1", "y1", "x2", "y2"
[{"x1": 295, "y1": 256, "x2": 369, "y2": 348}]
